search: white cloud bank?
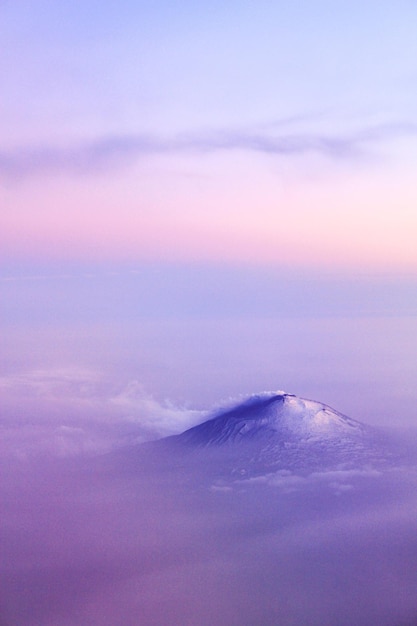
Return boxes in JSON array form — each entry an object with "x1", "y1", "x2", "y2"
[{"x1": 0, "y1": 368, "x2": 205, "y2": 458}]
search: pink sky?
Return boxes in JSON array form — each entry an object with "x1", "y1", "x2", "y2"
[
  {"x1": 1, "y1": 2, "x2": 417, "y2": 274},
  {"x1": 2, "y1": 145, "x2": 417, "y2": 272}
]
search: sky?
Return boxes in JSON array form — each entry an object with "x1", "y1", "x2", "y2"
[
  {"x1": 1, "y1": 1, "x2": 417, "y2": 439},
  {"x1": 1, "y1": 0, "x2": 417, "y2": 270}
]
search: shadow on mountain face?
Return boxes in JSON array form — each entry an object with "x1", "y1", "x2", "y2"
[
  {"x1": 2, "y1": 393, "x2": 417, "y2": 626},
  {"x1": 129, "y1": 392, "x2": 403, "y2": 485}
]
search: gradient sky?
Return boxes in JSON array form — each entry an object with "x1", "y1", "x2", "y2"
[
  {"x1": 1, "y1": 1, "x2": 417, "y2": 442},
  {"x1": 1, "y1": 0, "x2": 417, "y2": 271}
]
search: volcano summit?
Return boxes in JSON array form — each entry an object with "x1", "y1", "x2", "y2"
[{"x1": 159, "y1": 392, "x2": 391, "y2": 478}]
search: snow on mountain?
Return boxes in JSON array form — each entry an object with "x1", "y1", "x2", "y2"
[
  {"x1": 161, "y1": 392, "x2": 391, "y2": 477},
  {"x1": 175, "y1": 392, "x2": 367, "y2": 445}
]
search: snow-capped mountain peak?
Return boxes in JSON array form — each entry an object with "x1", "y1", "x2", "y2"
[
  {"x1": 158, "y1": 392, "x2": 388, "y2": 477},
  {"x1": 174, "y1": 392, "x2": 367, "y2": 447}
]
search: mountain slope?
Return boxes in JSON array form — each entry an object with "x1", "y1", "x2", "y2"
[
  {"x1": 175, "y1": 392, "x2": 367, "y2": 445},
  {"x1": 162, "y1": 392, "x2": 390, "y2": 477}
]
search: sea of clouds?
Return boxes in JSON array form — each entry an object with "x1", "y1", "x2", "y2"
[{"x1": 2, "y1": 371, "x2": 417, "y2": 626}]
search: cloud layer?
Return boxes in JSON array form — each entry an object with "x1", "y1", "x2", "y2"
[
  {"x1": 2, "y1": 121, "x2": 416, "y2": 180},
  {"x1": 2, "y1": 422, "x2": 417, "y2": 626},
  {"x1": 0, "y1": 368, "x2": 205, "y2": 458}
]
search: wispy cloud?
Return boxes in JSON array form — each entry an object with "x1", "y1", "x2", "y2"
[
  {"x1": 1, "y1": 121, "x2": 416, "y2": 180},
  {"x1": 0, "y1": 369, "x2": 205, "y2": 458},
  {"x1": 241, "y1": 467, "x2": 383, "y2": 495}
]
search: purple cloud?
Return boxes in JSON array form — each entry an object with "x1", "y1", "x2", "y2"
[{"x1": 1, "y1": 121, "x2": 416, "y2": 180}]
